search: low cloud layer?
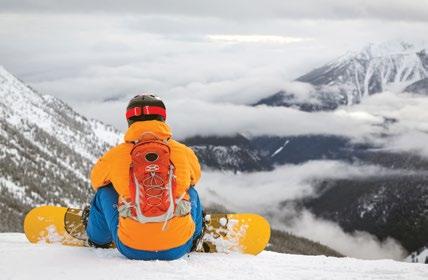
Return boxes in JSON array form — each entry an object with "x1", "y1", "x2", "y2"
[
  {"x1": 75, "y1": 91, "x2": 428, "y2": 161},
  {"x1": 75, "y1": 97, "x2": 384, "y2": 140},
  {"x1": 349, "y1": 92, "x2": 428, "y2": 157},
  {"x1": 198, "y1": 160, "x2": 410, "y2": 259},
  {"x1": 286, "y1": 210, "x2": 407, "y2": 260},
  {"x1": 198, "y1": 160, "x2": 409, "y2": 212},
  {"x1": 388, "y1": 131, "x2": 428, "y2": 158}
]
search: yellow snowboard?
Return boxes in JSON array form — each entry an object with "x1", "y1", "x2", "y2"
[{"x1": 24, "y1": 206, "x2": 271, "y2": 255}]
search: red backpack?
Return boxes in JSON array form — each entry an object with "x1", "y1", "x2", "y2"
[{"x1": 118, "y1": 133, "x2": 188, "y2": 228}]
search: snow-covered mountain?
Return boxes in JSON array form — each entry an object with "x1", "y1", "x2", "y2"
[
  {"x1": 407, "y1": 246, "x2": 428, "y2": 264},
  {"x1": 0, "y1": 66, "x2": 122, "y2": 231},
  {"x1": 256, "y1": 41, "x2": 428, "y2": 110},
  {"x1": 298, "y1": 41, "x2": 428, "y2": 98},
  {"x1": 1, "y1": 233, "x2": 427, "y2": 280}
]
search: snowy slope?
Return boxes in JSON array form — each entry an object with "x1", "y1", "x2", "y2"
[
  {"x1": 0, "y1": 66, "x2": 122, "y2": 231},
  {"x1": 407, "y1": 247, "x2": 428, "y2": 264},
  {"x1": 0, "y1": 66, "x2": 121, "y2": 162},
  {"x1": 0, "y1": 233, "x2": 426, "y2": 280}
]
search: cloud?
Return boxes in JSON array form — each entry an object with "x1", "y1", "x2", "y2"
[
  {"x1": 1, "y1": 1, "x2": 428, "y2": 22},
  {"x1": 2, "y1": 9, "x2": 428, "y2": 84},
  {"x1": 1, "y1": 12, "x2": 427, "y2": 117},
  {"x1": 68, "y1": 90, "x2": 428, "y2": 151},
  {"x1": 348, "y1": 92, "x2": 428, "y2": 157},
  {"x1": 386, "y1": 131, "x2": 428, "y2": 157},
  {"x1": 285, "y1": 210, "x2": 407, "y2": 260},
  {"x1": 198, "y1": 160, "x2": 404, "y2": 211},
  {"x1": 167, "y1": 99, "x2": 384, "y2": 140},
  {"x1": 206, "y1": 35, "x2": 313, "y2": 44},
  {"x1": 198, "y1": 160, "x2": 410, "y2": 259}
]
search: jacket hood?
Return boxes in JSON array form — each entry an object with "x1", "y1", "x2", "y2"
[{"x1": 124, "y1": 120, "x2": 172, "y2": 143}]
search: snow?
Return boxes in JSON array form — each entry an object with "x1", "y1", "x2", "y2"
[
  {"x1": 318, "y1": 41, "x2": 428, "y2": 105},
  {"x1": 0, "y1": 66, "x2": 121, "y2": 163},
  {"x1": 407, "y1": 247, "x2": 428, "y2": 264},
  {"x1": 271, "y1": 140, "x2": 290, "y2": 158},
  {"x1": 89, "y1": 119, "x2": 123, "y2": 146},
  {"x1": 0, "y1": 233, "x2": 426, "y2": 280},
  {"x1": 0, "y1": 177, "x2": 35, "y2": 205}
]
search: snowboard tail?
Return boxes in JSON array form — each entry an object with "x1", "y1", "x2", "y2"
[
  {"x1": 24, "y1": 206, "x2": 87, "y2": 247},
  {"x1": 24, "y1": 206, "x2": 270, "y2": 255}
]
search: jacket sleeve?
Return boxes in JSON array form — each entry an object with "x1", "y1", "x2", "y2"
[
  {"x1": 90, "y1": 149, "x2": 114, "y2": 190},
  {"x1": 187, "y1": 147, "x2": 201, "y2": 186}
]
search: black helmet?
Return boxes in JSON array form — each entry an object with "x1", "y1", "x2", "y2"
[{"x1": 126, "y1": 94, "x2": 166, "y2": 126}]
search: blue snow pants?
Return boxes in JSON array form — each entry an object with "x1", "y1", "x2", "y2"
[{"x1": 86, "y1": 184, "x2": 203, "y2": 260}]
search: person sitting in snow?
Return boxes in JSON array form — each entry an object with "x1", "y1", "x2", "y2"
[{"x1": 84, "y1": 94, "x2": 203, "y2": 260}]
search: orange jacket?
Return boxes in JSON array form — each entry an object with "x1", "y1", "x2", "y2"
[{"x1": 90, "y1": 120, "x2": 201, "y2": 251}]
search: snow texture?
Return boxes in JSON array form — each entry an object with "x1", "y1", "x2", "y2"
[{"x1": 0, "y1": 233, "x2": 426, "y2": 280}]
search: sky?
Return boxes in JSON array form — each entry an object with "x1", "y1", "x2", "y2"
[{"x1": 1, "y1": 0, "x2": 428, "y2": 132}]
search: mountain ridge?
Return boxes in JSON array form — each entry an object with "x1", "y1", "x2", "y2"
[{"x1": 256, "y1": 41, "x2": 428, "y2": 110}]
